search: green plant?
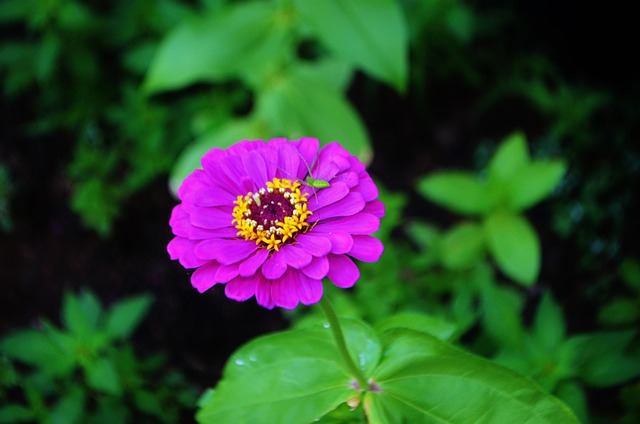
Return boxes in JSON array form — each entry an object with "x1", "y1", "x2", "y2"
[{"x1": 0, "y1": 291, "x2": 196, "y2": 423}]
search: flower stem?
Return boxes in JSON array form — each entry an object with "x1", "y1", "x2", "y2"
[{"x1": 319, "y1": 295, "x2": 371, "y2": 391}]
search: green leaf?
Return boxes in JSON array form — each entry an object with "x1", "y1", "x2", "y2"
[
  {"x1": 566, "y1": 330, "x2": 640, "y2": 387},
  {"x1": 532, "y1": 292, "x2": 566, "y2": 353},
  {"x1": 105, "y1": 294, "x2": 153, "y2": 340},
  {"x1": 169, "y1": 119, "x2": 263, "y2": 195},
  {"x1": 0, "y1": 405, "x2": 35, "y2": 423},
  {"x1": 375, "y1": 313, "x2": 458, "y2": 341},
  {"x1": 417, "y1": 172, "x2": 490, "y2": 215},
  {"x1": 0, "y1": 330, "x2": 74, "y2": 375},
  {"x1": 554, "y1": 381, "x2": 588, "y2": 424},
  {"x1": 488, "y1": 132, "x2": 530, "y2": 182},
  {"x1": 506, "y1": 160, "x2": 567, "y2": 211},
  {"x1": 197, "y1": 324, "x2": 362, "y2": 424},
  {"x1": 598, "y1": 298, "x2": 640, "y2": 325},
  {"x1": 485, "y1": 212, "x2": 540, "y2": 285},
  {"x1": 620, "y1": 258, "x2": 640, "y2": 291},
  {"x1": 85, "y1": 357, "x2": 122, "y2": 396},
  {"x1": 144, "y1": 2, "x2": 286, "y2": 93},
  {"x1": 45, "y1": 386, "x2": 85, "y2": 424},
  {"x1": 480, "y1": 282, "x2": 525, "y2": 348},
  {"x1": 62, "y1": 291, "x2": 102, "y2": 337},
  {"x1": 441, "y1": 221, "x2": 485, "y2": 270},
  {"x1": 366, "y1": 328, "x2": 579, "y2": 423},
  {"x1": 257, "y1": 71, "x2": 370, "y2": 160},
  {"x1": 294, "y1": 0, "x2": 408, "y2": 92}
]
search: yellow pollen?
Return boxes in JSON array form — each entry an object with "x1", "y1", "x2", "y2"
[{"x1": 231, "y1": 177, "x2": 313, "y2": 251}]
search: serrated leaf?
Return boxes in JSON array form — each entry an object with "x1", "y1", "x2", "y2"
[
  {"x1": 507, "y1": 160, "x2": 567, "y2": 211},
  {"x1": 85, "y1": 357, "x2": 122, "y2": 396},
  {"x1": 294, "y1": 0, "x2": 408, "y2": 91},
  {"x1": 532, "y1": 292, "x2": 566, "y2": 353},
  {"x1": 417, "y1": 172, "x2": 490, "y2": 215},
  {"x1": 197, "y1": 321, "x2": 377, "y2": 424},
  {"x1": 441, "y1": 221, "x2": 485, "y2": 270},
  {"x1": 485, "y1": 212, "x2": 540, "y2": 285},
  {"x1": 144, "y1": 2, "x2": 286, "y2": 93},
  {"x1": 489, "y1": 132, "x2": 530, "y2": 182},
  {"x1": 46, "y1": 386, "x2": 85, "y2": 424},
  {"x1": 366, "y1": 328, "x2": 579, "y2": 423},
  {"x1": 257, "y1": 71, "x2": 370, "y2": 160},
  {"x1": 105, "y1": 294, "x2": 153, "y2": 340}
]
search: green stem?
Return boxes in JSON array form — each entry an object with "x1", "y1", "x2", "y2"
[{"x1": 319, "y1": 295, "x2": 371, "y2": 391}]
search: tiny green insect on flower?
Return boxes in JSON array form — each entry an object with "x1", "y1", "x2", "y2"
[{"x1": 303, "y1": 176, "x2": 331, "y2": 189}]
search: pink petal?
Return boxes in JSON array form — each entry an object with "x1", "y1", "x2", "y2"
[
  {"x1": 215, "y1": 262, "x2": 240, "y2": 283},
  {"x1": 327, "y1": 255, "x2": 360, "y2": 288},
  {"x1": 362, "y1": 200, "x2": 385, "y2": 218},
  {"x1": 195, "y1": 238, "x2": 257, "y2": 263},
  {"x1": 297, "y1": 275, "x2": 323, "y2": 305},
  {"x1": 315, "y1": 213, "x2": 380, "y2": 235},
  {"x1": 315, "y1": 230, "x2": 352, "y2": 254},
  {"x1": 310, "y1": 192, "x2": 365, "y2": 222},
  {"x1": 167, "y1": 237, "x2": 208, "y2": 268},
  {"x1": 239, "y1": 248, "x2": 269, "y2": 277},
  {"x1": 302, "y1": 256, "x2": 330, "y2": 280},
  {"x1": 349, "y1": 235, "x2": 384, "y2": 262},
  {"x1": 271, "y1": 272, "x2": 299, "y2": 309},
  {"x1": 255, "y1": 277, "x2": 275, "y2": 309},
  {"x1": 295, "y1": 233, "x2": 332, "y2": 257},
  {"x1": 225, "y1": 276, "x2": 257, "y2": 302},
  {"x1": 191, "y1": 262, "x2": 222, "y2": 293},
  {"x1": 261, "y1": 252, "x2": 287, "y2": 279},
  {"x1": 189, "y1": 206, "x2": 232, "y2": 229},
  {"x1": 242, "y1": 150, "x2": 268, "y2": 187},
  {"x1": 279, "y1": 244, "x2": 312, "y2": 269}
]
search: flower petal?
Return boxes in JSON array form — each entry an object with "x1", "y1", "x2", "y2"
[
  {"x1": 225, "y1": 276, "x2": 257, "y2": 302},
  {"x1": 311, "y1": 230, "x2": 352, "y2": 254},
  {"x1": 362, "y1": 200, "x2": 385, "y2": 218},
  {"x1": 310, "y1": 192, "x2": 365, "y2": 222},
  {"x1": 195, "y1": 238, "x2": 257, "y2": 263},
  {"x1": 239, "y1": 248, "x2": 269, "y2": 277},
  {"x1": 191, "y1": 262, "x2": 222, "y2": 293},
  {"x1": 189, "y1": 206, "x2": 232, "y2": 229},
  {"x1": 301, "y1": 256, "x2": 330, "y2": 280},
  {"x1": 215, "y1": 262, "x2": 240, "y2": 283},
  {"x1": 242, "y1": 150, "x2": 268, "y2": 186},
  {"x1": 278, "y1": 244, "x2": 312, "y2": 269},
  {"x1": 255, "y1": 277, "x2": 275, "y2": 309},
  {"x1": 327, "y1": 255, "x2": 360, "y2": 288},
  {"x1": 297, "y1": 275, "x2": 323, "y2": 305},
  {"x1": 271, "y1": 271, "x2": 299, "y2": 309},
  {"x1": 168, "y1": 237, "x2": 208, "y2": 268},
  {"x1": 261, "y1": 252, "x2": 287, "y2": 280},
  {"x1": 308, "y1": 181, "x2": 349, "y2": 211},
  {"x1": 295, "y1": 233, "x2": 332, "y2": 257},
  {"x1": 316, "y1": 213, "x2": 380, "y2": 235},
  {"x1": 349, "y1": 235, "x2": 384, "y2": 262}
]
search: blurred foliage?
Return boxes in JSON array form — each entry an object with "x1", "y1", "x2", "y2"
[{"x1": 0, "y1": 291, "x2": 196, "y2": 423}]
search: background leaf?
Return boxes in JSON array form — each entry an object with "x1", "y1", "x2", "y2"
[
  {"x1": 440, "y1": 221, "x2": 485, "y2": 270},
  {"x1": 507, "y1": 160, "x2": 567, "y2": 211},
  {"x1": 485, "y1": 212, "x2": 541, "y2": 285},
  {"x1": 144, "y1": 2, "x2": 285, "y2": 92},
  {"x1": 488, "y1": 132, "x2": 530, "y2": 182},
  {"x1": 294, "y1": 0, "x2": 408, "y2": 91},
  {"x1": 417, "y1": 172, "x2": 490, "y2": 215},
  {"x1": 105, "y1": 294, "x2": 153, "y2": 340}
]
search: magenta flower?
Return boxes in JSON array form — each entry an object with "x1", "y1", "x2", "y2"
[{"x1": 167, "y1": 138, "x2": 384, "y2": 309}]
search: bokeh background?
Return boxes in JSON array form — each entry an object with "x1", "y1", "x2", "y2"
[{"x1": 1, "y1": 0, "x2": 639, "y2": 422}]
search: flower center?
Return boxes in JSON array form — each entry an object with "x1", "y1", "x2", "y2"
[{"x1": 232, "y1": 178, "x2": 312, "y2": 251}]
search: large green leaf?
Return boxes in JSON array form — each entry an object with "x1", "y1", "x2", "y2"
[
  {"x1": 506, "y1": 160, "x2": 567, "y2": 211},
  {"x1": 257, "y1": 70, "x2": 370, "y2": 160},
  {"x1": 485, "y1": 212, "x2": 540, "y2": 285},
  {"x1": 0, "y1": 330, "x2": 75, "y2": 375},
  {"x1": 294, "y1": 0, "x2": 407, "y2": 92},
  {"x1": 417, "y1": 172, "x2": 490, "y2": 215},
  {"x1": 440, "y1": 221, "x2": 485, "y2": 270},
  {"x1": 196, "y1": 326, "x2": 362, "y2": 424},
  {"x1": 143, "y1": 2, "x2": 286, "y2": 93},
  {"x1": 366, "y1": 328, "x2": 579, "y2": 423}
]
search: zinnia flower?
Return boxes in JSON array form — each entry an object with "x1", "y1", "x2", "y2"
[{"x1": 167, "y1": 137, "x2": 384, "y2": 309}]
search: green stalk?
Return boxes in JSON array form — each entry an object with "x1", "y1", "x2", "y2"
[{"x1": 319, "y1": 295, "x2": 371, "y2": 391}]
